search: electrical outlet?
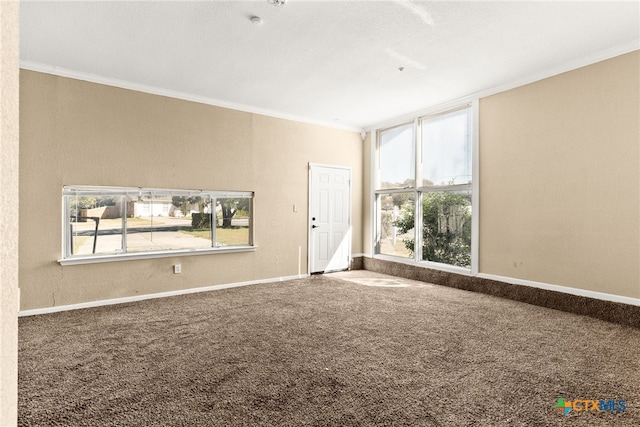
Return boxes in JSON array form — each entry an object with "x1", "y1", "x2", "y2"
[{"x1": 174, "y1": 264, "x2": 182, "y2": 274}]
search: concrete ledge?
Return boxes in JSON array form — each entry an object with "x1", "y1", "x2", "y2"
[
  {"x1": 350, "y1": 256, "x2": 364, "y2": 271},
  {"x1": 363, "y1": 257, "x2": 640, "y2": 328}
]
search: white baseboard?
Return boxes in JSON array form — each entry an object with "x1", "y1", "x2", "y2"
[
  {"x1": 477, "y1": 273, "x2": 640, "y2": 307},
  {"x1": 363, "y1": 255, "x2": 640, "y2": 307},
  {"x1": 19, "y1": 269, "x2": 639, "y2": 317},
  {"x1": 18, "y1": 274, "x2": 309, "y2": 317}
]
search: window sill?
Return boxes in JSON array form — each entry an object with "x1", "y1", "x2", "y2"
[{"x1": 58, "y1": 246, "x2": 257, "y2": 266}]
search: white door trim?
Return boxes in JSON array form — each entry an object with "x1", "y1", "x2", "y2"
[{"x1": 308, "y1": 163, "x2": 352, "y2": 274}]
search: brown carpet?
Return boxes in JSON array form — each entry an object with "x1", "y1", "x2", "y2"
[{"x1": 18, "y1": 271, "x2": 640, "y2": 426}]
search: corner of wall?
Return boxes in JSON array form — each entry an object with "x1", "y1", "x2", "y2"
[{"x1": 0, "y1": 1, "x2": 20, "y2": 425}]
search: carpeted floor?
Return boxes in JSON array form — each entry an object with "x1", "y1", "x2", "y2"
[{"x1": 18, "y1": 271, "x2": 640, "y2": 426}]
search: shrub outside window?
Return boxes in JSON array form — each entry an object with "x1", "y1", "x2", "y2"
[{"x1": 376, "y1": 192, "x2": 415, "y2": 259}]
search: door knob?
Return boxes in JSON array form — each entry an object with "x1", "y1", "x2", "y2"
[{"x1": 311, "y1": 225, "x2": 318, "y2": 229}]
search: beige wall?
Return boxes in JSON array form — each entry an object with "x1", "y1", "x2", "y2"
[
  {"x1": 18, "y1": 51, "x2": 640, "y2": 312},
  {"x1": 480, "y1": 51, "x2": 640, "y2": 298},
  {"x1": 1, "y1": 1, "x2": 19, "y2": 424},
  {"x1": 19, "y1": 71, "x2": 363, "y2": 311}
]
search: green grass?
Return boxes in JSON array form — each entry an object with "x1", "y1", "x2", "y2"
[
  {"x1": 180, "y1": 229, "x2": 211, "y2": 240},
  {"x1": 179, "y1": 227, "x2": 250, "y2": 246}
]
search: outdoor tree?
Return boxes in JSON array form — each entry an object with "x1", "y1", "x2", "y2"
[
  {"x1": 380, "y1": 178, "x2": 416, "y2": 190},
  {"x1": 70, "y1": 196, "x2": 117, "y2": 216},
  {"x1": 172, "y1": 196, "x2": 210, "y2": 228},
  {"x1": 219, "y1": 198, "x2": 250, "y2": 228},
  {"x1": 171, "y1": 196, "x2": 250, "y2": 229},
  {"x1": 70, "y1": 196, "x2": 97, "y2": 213},
  {"x1": 393, "y1": 192, "x2": 471, "y2": 267}
]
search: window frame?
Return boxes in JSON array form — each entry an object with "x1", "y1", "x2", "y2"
[
  {"x1": 377, "y1": 121, "x2": 416, "y2": 190},
  {"x1": 374, "y1": 190, "x2": 416, "y2": 259},
  {"x1": 373, "y1": 101, "x2": 479, "y2": 275},
  {"x1": 60, "y1": 185, "x2": 255, "y2": 265}
]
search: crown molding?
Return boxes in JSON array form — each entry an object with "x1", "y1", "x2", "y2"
[
  {"x1": 20, "y1": 39, "x2": 639, "y2": 135},
  {"x1": 366, "y1": 40, "x2": 640, "y2": 131},
  {"x1": 19, "y1": 60, "x2": 362, "y2": 133}
]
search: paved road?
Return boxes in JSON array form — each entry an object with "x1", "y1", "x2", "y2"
[{"x1": 70, "y1": 215, "x2": 248, "y2": 255}]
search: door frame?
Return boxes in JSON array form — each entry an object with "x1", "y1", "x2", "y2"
[{"x1": 308, "y1": 163, "x2": 352, "y2": 274}]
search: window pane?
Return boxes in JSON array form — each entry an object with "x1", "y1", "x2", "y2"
[
  {"x1": 68, "y1": 194, "x2": 123, "y2": 255},
  {"x1": 421, "y1": 190, "x2": 471, "y2": 268},
  {"x1": 376, "y1": 192, "x2": 414, "y2": 258},
  {"x1": 63, "y1": 186, "x2": 254, "y2": 261},
  {"x1": 216, "y1": 198, "x2": 251, "y2": 246},
  {"x1": 421, "y1": 108, "x2": 471, "y2": 187},
  {"x1": 379, "y1": 123, "x2": 415, "y2": 189},
  {"x1": 127, "y1": 194, "x2": 213, "y2": 252}
]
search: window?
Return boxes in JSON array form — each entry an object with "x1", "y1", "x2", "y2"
[
  {"x1": 378, "y1": 122, "x2": 415, "y2": 189},
  {"x1": 62, "y1": 186, "x2": 254, "y2": 265},
  {"x1": 376, "y1": 192, "x2": 415, "y2": 258},
  {"x1": 374, "y1": 104, "x2": 475, "y2": 271},
  {"x1": 421, "y1": 108, "x2": 471, "y2": 188},
  {"x1": 419, "y1": 189, "x2": 471, "y2": 266}
]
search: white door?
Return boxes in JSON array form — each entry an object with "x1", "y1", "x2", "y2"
[{"x1": 309, "y1": 164, "x2": 351, "y2": 273}]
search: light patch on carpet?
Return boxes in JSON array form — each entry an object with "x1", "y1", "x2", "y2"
[
  {"x1": 329, "y1": 271, "x2": 433, "y2": 288},
  {"x1": 340, "y1": 278, "x2": 411, "y2": 287}
]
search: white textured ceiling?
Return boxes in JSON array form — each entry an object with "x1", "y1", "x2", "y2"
[{"x1": 20, "y1": 1, "x2": 640, "y2": 131}]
